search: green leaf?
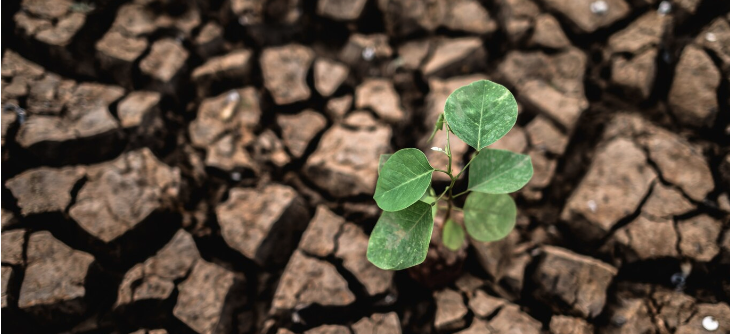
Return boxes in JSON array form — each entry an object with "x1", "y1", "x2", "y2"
[
  {"x1": 468, "y1": 149, "x2": 533, "y2": 194},
  {"x1": 444, "y1": 80, "x2": 518, "y2": 151},
  {"x1": 464, "y1": 193, "x2": 516, "y2": 242},
  {"x1": 367, "y1": 201, "x2": 434, "y2": 270},
  {"x1": 378, "y1": 154, "x2": 392, "y2": 175},
  {"x1": 374, "y1": 148, "x2": 435, "y2": 212},
  {"x1": 427, "y1": 113, "x2": 445, "y2": 142},
  {"x1": 442, "y1": 219, "x2": 465, "y2": 251}
]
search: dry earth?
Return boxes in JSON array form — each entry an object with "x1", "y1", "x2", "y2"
[{"x1": 2, "y1": 0, "x2": 730, "y2": 333}]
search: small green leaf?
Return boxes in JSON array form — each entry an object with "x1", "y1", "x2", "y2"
[
  {"x1": 367, "y1": 201, "x2": 434, "y2": 270},
  {"x1": 378, "y1": 154, "x2": 392, "y2": 175},
  {"x1": 444, "y1": 80, "x2": 518, "y2": 151},
  {"x1": 442, "y1": 219, "x2": 465, "y2": 251},
  {"x1": 427, "y1": 113, "x2": 445, "y2": 142},
  {"x1": 468, "y1": 149, "x2": 533, "y2": 194},
  {"x1": 464, "y1": 193, "x2": 516, "y2": 242},
  {"x1": 374, "y1": 148, "x2": 435, "y2": 212}
]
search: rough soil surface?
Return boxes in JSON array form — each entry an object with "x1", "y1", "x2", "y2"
[{"x1": 2, "y1": 0, "x2": 730, "y2": 333}]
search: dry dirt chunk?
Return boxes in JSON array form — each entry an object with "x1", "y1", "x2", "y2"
[
  {"x1": 610, "y1": 215, "x2": 679, "y2": 263},
  {"x1": 355, "y1": 79, "x2": 405, "y2": 123},
  {"x1": 541, "y1": 0, "x2": 629, "y2": 33},
  {"x1": 6, "y1": 167, "x2": 85, "y2": 216},
  {"x1": 652, "y1": 290, "x2": 695, "y2": 331},
  {"x1": 499, "y1": 49, "x2": 588, "y2": 130},
  {"x1": 1, "y1": 50, "x2": 45, "y2": 79},
  {"x1": 2, "y1": 229, "x2": 26, "y2": 266},
  {"x1": 499, "y1": 0, "x2": 540, "y2": 42},
  {"x1": 677, "y1": 215, "x2": 722, "y2": 262},
  {"x1": 639, "y1": 130, "x2": 713, "y2": 201},
  {"x1": 314, "y1": 58, "x2": 349, "y2": 97},
  {"x1": 443, "y1": 0, "x2": 497, "y2": 35},
  {"x1": 434, "y1": 289, "x2": 468, "y2": 331},
  {"x1": 456, "y1": 318, "x2": 491, "y2": 334},
  {"x1": 421, "y1": 37, "x2": 485, "y2": 77},
  {"x1": 261, "y1": 44, "x2": 315, "y2": 105},
  {"x1": 253, "y1": 130, "x2": 291, "y2": 167},
  {"x1": 471, "y1": 230, "x2": 519, "y2": 281},
  {"x1": 340, "y1": 34, "x2": 393, "y2": 65},
  {"x1": 304, "y1": 123, "x2": 391, "y2": 197},
  {"x1": 2, "y1": 266, "x2": 13, "y2": 309},
  {"x1": 611, "y1": 49, "x2": 658, "y2": 100},
  {"x1": 378, "y1": 0, "x2": 446, "y2": 37},
  {"x1": 352, "y1": 312, "x2": 401, "y2": 334},
  {"x1": 194, "y1": 22, "x2": 224, "y2": 58},
  {"x1": 111, "y1": 4, "x2": 156, "y2": 37},
  {"x1": 526, "y1": 115, "x2": 568, "y2": 155},
  {"x1": 336, "y1": 223, "x2": 394, "y2": 296},
  {"x1": 602, "y1": 299, "x2": 655, "y2": 334},
  {"x1": 191, "y1": 49, "x2": 253, "y2": 87},
  {"x1": 19, "y1": 231, "x2": 94, "y2": 317},
  {"x1": 189, "y1": 88, "x2": 261, "y2": 172},
  {"x1": 27, "y1": 73, "x2": 76, "y2": 114},
  {"x1": 550, "y1": 315, "x2": 593, "y2": 334},
  {"x1": 397, "y1": 39, "x2": 430, "y2": 71},
  {"x1": 117, "y1": 230, "x2": 200, "y2": 307},
  {"x1": 271, "y1": 250, "x2": 355, "y2": 314},
  {"x1": 299, "y1": 205, "x2": 345, "y2": 257},
  {"x1": 668, "y1": 45, "x2": 721, "y2": 128},
  {"x1": 561, "y1": 138, "x2": 656, "y2": 241},
  {"x1": 174, "y1": 260, "x2": 237, "y2": 334},
  {"x1": 96, "y1": 30, "x2": 148, "y2": 67},
  {"x1": 531, "y1": 14, "x2": 571, "y2": 49},
  {"x1": 343, "y1": 111, "x2": 380, "y2": 129},
  {"x1": 305, "y1": 325, "x2": 350, "y2": 334},
  {"x1": 608, "y1": 11, "x2": 668, "y2": 54},
  {"x1": 468, "y1": 290, "x2": 506, "y2": 318},
  {"x1": 533, "y1": 246, "x2": 618, "y2": 318},
  {"x1": 217, "y1": 184, "x2": 309, "y2": 266},
  {"x1": 489, "y1": 304, "x2": 541, "y2": 334},
  {"x1": 642, "y1": 183, "x2": 694, "y2": 219},
  {"x1": 317, "y1": 0, "x2": 368, "y2": 21},
  {"x1": 697, "y1": 17, "x2": 730, "y2": 71},
  {"x1": 117, "y1": 91, "x2": 161, "y2": 129},
  {"x1": 33, "y1": 13, "x2": 86, "y2": 47},
  {"x1": 69, "y1": 148, "x2": 180, "y2": 243},
  {"x1": 21, "y1": 0, "x2": 72, "y2": 19},
  {"x1": 326, "y1": 95, "x2": 353, "y2": 121},
  {"x1": 139, "y1": 39, "x2": 188, "y2": 83},
  {"x1": 17, "y1": 83, "x2": 123, "y2": 149},
  {"x1": 277, "y1": 110, "x2": 327, "y2": 158},
  {"x1": 676, "y1": 303, "x2": 730, "y2": 334}
]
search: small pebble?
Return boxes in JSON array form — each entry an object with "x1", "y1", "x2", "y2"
[
  {"x1": 657, "y1": 1, "x2": 672, "y2": 15},
  {"x1": 590, "y1": 0, "x2": 609, "y2": 15},
  {"x1": 231, "y1": 172, "x2": 241, "y2": 181},
  {"x1": 706, "y1": 33, "x2": 717, "y2": 42},
  {"x1": 670, "y1": 272, "x2": 686, "y2": 289},
  {"x1": 702, "y1": 316, "x2": 719, "y2": 331},
  {"x1": 362, "y1": 47, "x2": 375, "y2": 61},
  {"x1": 587, "y1": 200, "x2": 598, "y2": 213}
]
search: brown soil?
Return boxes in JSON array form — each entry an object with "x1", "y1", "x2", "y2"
[{"x1": 2, "y1": 0, "x2": 730, "y2": 333}]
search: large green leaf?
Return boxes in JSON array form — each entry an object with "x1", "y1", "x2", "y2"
[
  {"x1": 464, "y1": 192, "x2": 516, "y2": 242},
  {"x1": 442, "y1": 219, "x2": 465, "y2": 251},
  {"x1": 468, "y1": 149, "x2": 533, "y2": 194},
  {"x1": 374, "y1": 148, "x2": 435, "y2": 212},
  {"x1": 367, "y1": 201, "x2": 434, "y2": 270},
  {"x1": 444, "y1": 80, "x2": 518, "y2": 151}
]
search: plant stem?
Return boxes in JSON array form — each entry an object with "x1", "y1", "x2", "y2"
[
  {"x1": 432, "y1": 186, "x2": 450, "y2": 205},
  {"x1": 455, "y1": 151, "x2": 479, "y2": 179},
  {"x1": 452, "y1": 190, "x2": 470, "y2": 198}
]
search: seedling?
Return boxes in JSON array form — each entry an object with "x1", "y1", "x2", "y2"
[{"x1": 367, "y1": 80, "x2": 534, "y2": 270}]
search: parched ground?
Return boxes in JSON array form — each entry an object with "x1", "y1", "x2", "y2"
[{"x1": 1, "y1": 0, "x2": 730, "y2": 333}]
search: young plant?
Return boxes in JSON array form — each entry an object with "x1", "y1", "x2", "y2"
[{"x1": 367, "y1": 80, "x2": 534, "y2": 270}]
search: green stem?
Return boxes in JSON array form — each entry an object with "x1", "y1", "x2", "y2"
[
  {"x1": 452, "y1": 190, "x2": 470, "y2": 198},
  {"x1": 455, "y1": 150, "x2": 479, "y2": 179},
  {"x1": 434, "y1": 168, "x2": 450, "y2": 175},
  {"x1": 432, "y1": 186, "x2": 450, "y2": 205}
]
